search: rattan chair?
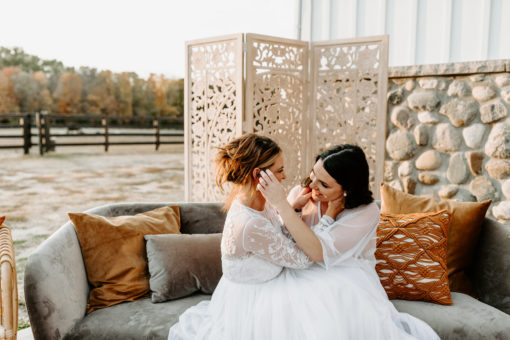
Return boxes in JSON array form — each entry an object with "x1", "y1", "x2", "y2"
[{"x1": 0, "y1": 217, "x2": 17, "y2": 340}]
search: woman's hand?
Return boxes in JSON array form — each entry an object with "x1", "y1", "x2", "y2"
[
  {"x1": 325, "y1": 195, "x2": 345, "y2": 219},
  {"x1": 290, "y1": 186, "x2": 312, "y2": 211},
  {"x1": 257, "y1": 170, "x2": 288, "y2": 210}
]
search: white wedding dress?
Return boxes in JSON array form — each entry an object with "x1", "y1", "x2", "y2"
[{"x1": 168, "y1": 197, "x2": 439, "y2": 340}]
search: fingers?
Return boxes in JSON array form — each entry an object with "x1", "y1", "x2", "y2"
[{"x1": 260, "y1": 169, "x2": 277, "y2": 182}]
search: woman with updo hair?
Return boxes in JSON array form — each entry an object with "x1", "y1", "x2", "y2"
[{"x1": 170, "y1": 134, "x2": 439, "y2": 340}]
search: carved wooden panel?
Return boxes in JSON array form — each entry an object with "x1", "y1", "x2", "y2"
[
  {"x1": 245, "y1": 34, "x2": 309, "y2": 191},
  {"x1": 310, "y1": 36, "x2": 388, "y2": 198},
  {"x1": 185, "y1": 34, "x2": 243, "y2": 202}
]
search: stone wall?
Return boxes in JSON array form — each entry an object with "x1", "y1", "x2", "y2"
[{"x1": 384, "y1": 60, "x2": 510, "y2": 221}]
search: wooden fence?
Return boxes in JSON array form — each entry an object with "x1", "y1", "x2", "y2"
[{"x1": 0, "y1": 113, "x2": 184, "y2": 155}]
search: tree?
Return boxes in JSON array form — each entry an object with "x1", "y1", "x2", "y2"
[
  {"x1": 167, "y1": 78, "x2": 184, "y2": 117},
  {"x1": 11, "y1": 71, "x2": 39, "y2": 112},
  {"x1": 115, "y1": 72, "x2": 132, "y2": 116},
  {"x1": 131, "y1": 73, "x2": 147, "y2": 117},
  {"x1": 53, "y1": 72, "x2": 82, "y2": 114}
]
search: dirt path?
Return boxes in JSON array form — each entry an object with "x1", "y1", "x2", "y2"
[{"x1": 1, "y1": 145, "x2": 185, "y2": 329}]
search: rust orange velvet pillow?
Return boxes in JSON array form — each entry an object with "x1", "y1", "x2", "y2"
[
  {"x1": 380, "y1": 183, "x2": 491, "y2": 296},
  {"x1": 69, "y1": 206, "x2": 181, "y2": 314},
  {"x1": 375, "y1": 210, "x2": 452, "y2": 305},
  {"x1": 0, "y1": 216, "x2": 5, "y2": 225}
]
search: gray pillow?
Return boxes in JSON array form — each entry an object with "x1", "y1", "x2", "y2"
[{"x1": 144, "y1": 233, "x2": 222, "y2": 303}]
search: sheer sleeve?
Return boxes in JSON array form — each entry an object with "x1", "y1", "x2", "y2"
[
  {"x1": 242, "y1": 215, "x2": 312, "y2": 269},
  {"x1": 312, "y1": 202, "x2": 380, "y2": 269}
]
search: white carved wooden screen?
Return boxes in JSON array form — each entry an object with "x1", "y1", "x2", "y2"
[
  {"x1": 310, "y1": 36, "x2": 389, "y2": 199},
  {"x1": 245, "y1": 34, "x2": 309, "y2": 192},
  {"x1": 184, "y1": 34, "x2": 244, "y2": 202},
  {"x1": 185, "y1": 34, "x2": 388, "y2": 202}
]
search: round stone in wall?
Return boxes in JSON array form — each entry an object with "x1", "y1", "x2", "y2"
[
  {"x1": 462, "y1": 123, "x2": 487, "y2": 149},
  {"x1": 386, "y1": 130, "x2": 417, "y2": 161},
  {"x1": 480, "y1": 99, "x2": 508, "y2": 123},
  {"x1": 418, "y1": 78, "x2": 439, "y2": 90},
  {"x1": 439, "y1": 98, "x2": 478, "y2": 127},
  {"x1": 403, "y1": 177, "x2": 416, "y2": 194},
  {"x1": 398, "y1": 161, "x2": 413, "y2": 177},
  {"x1": 469, "y1": 176, "x2": 497, "y2": 202},
  {"x1": 466, "y1": 151, "x2": 484, "y2": 175},
  {"x1": 391, "y1": 106, "x2": 414, "y2": 130},
  {"x1": 447, "y1": 153, "x2": 469, "y2": 184},
  {"x1": 418, "y1": 172, "x2": 439, "y2": 185},
  {"x1": 492, "y1": 201, "x2": 510, "y2": 220},
  {"x1": 447, "y1": 80, "x2": 471, "y2": 97},
  {"x1": 415, "y1": 150, "x2": 442, "y2": 170},
  {"x1": 388, "y1": 88, "x2": 404, "y2": 105},
  {"x1": 405, "y1": 80, "x2": 415, "y2": 91},
  {"x1": 485, "y1": 123, "x2": 510, "y2": 159},
  {"x1": 502, "y1": 179, "x2": 510, "y2": 199},
  {"x1": 472, "y1": 85, "x2": 496, "y2": 102},
  {"x1": 485, "y1": 158, "x2": 510, "y2": 179},
  {"x1": 438, "y1": 184, "x2": 459, "y2": 199},
  {"x1": 413, "y1": 124, "x2": 429, "y2": 146},
  {"x1": 407, "y1": 91, "x2": 440, "y2": 112},
  {"x1": 384, "y1": 161, "x2": 397, "y2": 181},
  {"x1": 432, "y1": 123, "x2": 462, "y2": 152},
  {"x1": 417, "y1": 111, "x2": 441, "y2": 124},
  {"x1": 501, "y1": 86, "x2": 510, "y2": 104},
  {"x1": 495, "y1": 74, "x2": 510, "y2": 88}
]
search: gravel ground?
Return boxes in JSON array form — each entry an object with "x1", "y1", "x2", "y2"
[{"x1": 0, "y1": 144, "x2": 185, "y2": 329}]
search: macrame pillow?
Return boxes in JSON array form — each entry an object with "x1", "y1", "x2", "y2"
[{"x1": 375, "y1": 210, "x2": 453, "y2": 305}]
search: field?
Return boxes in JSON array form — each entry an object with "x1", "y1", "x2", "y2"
[{"x1": 1, "y1": 144, "x2": 185, "y2": 329}]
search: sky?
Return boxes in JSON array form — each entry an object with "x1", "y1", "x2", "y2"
[{"x1": 0, "y1": 0, "x2": 299, "y2": 79}]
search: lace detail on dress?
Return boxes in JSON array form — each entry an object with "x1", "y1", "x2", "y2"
[{"x1": 220, "y1": 200, "x2": 312, "y2": 283}]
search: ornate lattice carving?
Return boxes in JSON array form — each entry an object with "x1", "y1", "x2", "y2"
[
  {"x1": 186, "y1": 36, "x2": 243, "y2": 202},
  {"x1": 310, "y1": 38, "x2": 388, "y2": 197},
  {"x1": 245, "y1": 35, "x2": 309, "y2": 191}
]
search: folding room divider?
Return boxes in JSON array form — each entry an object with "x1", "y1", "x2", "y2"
[{"x1": 185, "y1": 33, "x2": 388, "y2": 202}]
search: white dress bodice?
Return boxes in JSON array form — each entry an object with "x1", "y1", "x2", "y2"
[{"x1": 220, "y1": 200, "x2": 311, "y2": 283}]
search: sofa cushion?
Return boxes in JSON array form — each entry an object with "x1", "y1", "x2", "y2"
[
  {"x1": 376, "y1": 210, "x2": 452, "y2": 305},
  {"x1": 391, "y1": 292, "x2": 510, "y2": 340},
  {"x1": 145, "y1": 233, "x2": 222, "y2": 302},
  {"x1": 64, "y1": 294, "x2": 211, "y2": 340},
  {"x1": 380, "y1": 183, "x2": 491, "y2": 296},
  {"x1": 69, "y1": 206, "x2": 181, "y2": 313}
]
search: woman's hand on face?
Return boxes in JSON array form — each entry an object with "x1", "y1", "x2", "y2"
[
  {"x1": 291, "y1": 186, "x2": 312, "y2": 210},
  {"x1": 257, "y1": 170, "x2": 288, "y2": 210},
  {"x1": 325, "y1": 194, "x2": 345, "y2": 219}
]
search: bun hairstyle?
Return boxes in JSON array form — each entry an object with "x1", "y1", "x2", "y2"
[
  {"x1": 215, "y1": 133, "x2": 282, "y2": 209},
  {"x1": 303, "y1": 144, "x2": 373, "y2": 209}
]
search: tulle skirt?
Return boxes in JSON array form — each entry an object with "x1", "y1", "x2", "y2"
[{"x1": 169, "y1": 262, "x2": 439, "y2": 340}]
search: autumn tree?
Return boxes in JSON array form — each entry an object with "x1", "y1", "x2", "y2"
[
  {"x1": 53, "y1": 72, "x2": 82, "y2": 114},
  {"x1": 115, "y1": 72, "x2": 132, "y2": 116}
]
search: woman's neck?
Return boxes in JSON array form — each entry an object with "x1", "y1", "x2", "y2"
[{"x1": 237, "y1": 187, "x2": 266, "y2": 211}]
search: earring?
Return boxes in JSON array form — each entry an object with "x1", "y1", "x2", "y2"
[{"x1": 343, "y1": 192, "x2": 347, "y2": 197}]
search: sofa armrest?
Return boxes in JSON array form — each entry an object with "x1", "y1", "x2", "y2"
[
  {"x1": 471, "y1": 217, "x2": 510, "y2": 315},
  {"x1": 24, "y1": 223, "x2": 89, "y2": 340}
]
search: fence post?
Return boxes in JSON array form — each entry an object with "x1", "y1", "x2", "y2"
[
  {"x1": 36, "y1": 112, "x2": 44, "y2": 156},
  {"x1": 44, "y1": 113, "x2": 53, "y2": 153},
  {"x1": 102, "y1": 118, "x2": 109, "y2": 152},
  {"x1": 21, "y1": 114, "x2": 32, "y2": 154},
  {"x1": 153, "y1": 119, "x2": 160, "y2": 151}
]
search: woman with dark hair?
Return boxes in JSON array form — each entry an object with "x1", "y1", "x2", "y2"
[{"x1": 257, "y1": 144, "x2": 439, "y2": 339}]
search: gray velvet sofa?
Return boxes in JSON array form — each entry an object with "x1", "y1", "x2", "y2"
[{"x1": 24, "y1": 202, "x2": 510, "y2": 340}]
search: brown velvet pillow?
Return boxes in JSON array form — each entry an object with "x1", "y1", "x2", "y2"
[
  {"x1": 145, "y1": 233, "x2": 222, "y2": 303},
  {"x1": 375, "y1": 210, "x2": 452, "y2": 305},
  {"x1": 0, "y1": 216, "x2": 4, "y2": 225},
  {"x1": 380, "y1": 183, "x2": 491, "y2": 296},
  {"x1": 69, "y1": 206, "x2": 181, "y2": 313}
]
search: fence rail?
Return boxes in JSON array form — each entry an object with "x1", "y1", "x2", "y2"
[{"x1": 0, "y1": 113, "x2": 184, "y2": 155}]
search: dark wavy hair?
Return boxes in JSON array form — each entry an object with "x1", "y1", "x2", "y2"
[{"x1": 303, "y1": 144, "x2": 373, "y2": 209}]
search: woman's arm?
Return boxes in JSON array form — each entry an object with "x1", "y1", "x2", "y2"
[{"x1": 258, "y1": 170, "x2": 343, "y2": 262}]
